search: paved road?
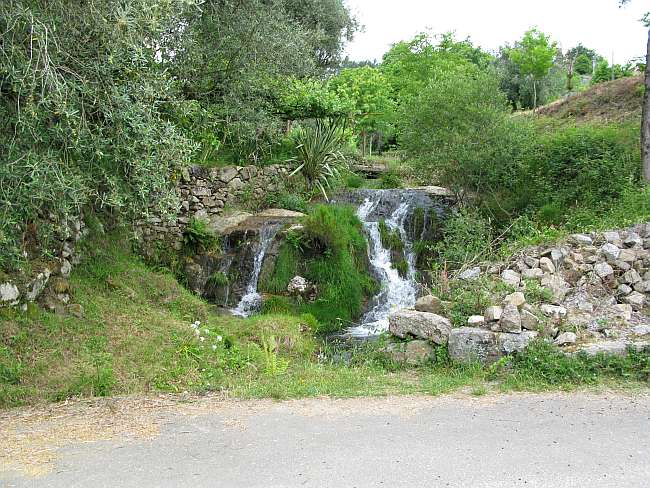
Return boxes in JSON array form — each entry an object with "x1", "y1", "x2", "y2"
[{"x1": 2, "y1": 392, "x2": 649, "y2": 487}]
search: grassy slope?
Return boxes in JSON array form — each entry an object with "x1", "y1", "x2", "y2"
[
  {"x1": 2, "y1": 231, "x2": 648, "y2": 409},
  {"x1": 536, "y1": 76, "x2": 644, "y2": 124}
]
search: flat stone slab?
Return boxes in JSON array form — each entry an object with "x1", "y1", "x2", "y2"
[{"x1": 388, "y1": 310, "x2": 452, "y2": 344}]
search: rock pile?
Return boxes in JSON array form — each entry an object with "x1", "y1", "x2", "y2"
[
  {"x1": 0, "y1": 217, "x2": 86, "y2": 315},
  {"x1": 385, "y1": 222, "x2": 650, "y2": 364}
]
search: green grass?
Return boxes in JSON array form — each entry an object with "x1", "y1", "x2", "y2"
[{"x1": 1, "y1": 228, "x2": 648, "y2": 409}]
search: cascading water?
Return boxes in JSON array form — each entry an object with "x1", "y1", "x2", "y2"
[
  {"x1": 231, "y1": 225, "x2": 281, "y2": 317},
  {"x1": 345, "y1": 191, "x2": 420, "y2": 338}
]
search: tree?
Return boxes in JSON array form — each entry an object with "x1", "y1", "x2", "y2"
[
  {"x1": 574, "y1": 53, "x2": 593, "y2": 75},
  {"x1": 620, "y1": 0, "x2": 650, "y2": 181},
  {"x1": 329, "y1": 67, "x2": 395, "y2": 155},
  {"x1": 510, "y1": 29, "x2": 558, "y2": 109}
]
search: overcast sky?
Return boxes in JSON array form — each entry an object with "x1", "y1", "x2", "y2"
[{"x1": 344, "y1": 0, "x2": 648, "y2": 64}]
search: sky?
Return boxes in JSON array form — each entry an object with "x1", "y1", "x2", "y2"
[{"x1": 344, "y1": 0, "x2": 648, "y2": 65}]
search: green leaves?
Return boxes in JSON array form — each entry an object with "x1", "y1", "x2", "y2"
[
  {"x1": 510, "y1": 29, "x2": 557, "y2": 81},
  {"x1": 288, "y1": 119, "x2": 346, "y2": 200}
]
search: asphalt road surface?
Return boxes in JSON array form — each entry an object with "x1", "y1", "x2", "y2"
[{"x1": 1, "y1": 392, "x2": 649, "y2": 487}]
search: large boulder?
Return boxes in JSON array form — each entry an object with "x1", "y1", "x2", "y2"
[
  {"x1": 388, "y1": 310, "x2": 452, "y2": 344},
  {"x1": 448, "y1": 328, "x2": 538, "y2": 364},
  {"x1": 448, "y1": 328, "x2": 499, "y2": 364}
]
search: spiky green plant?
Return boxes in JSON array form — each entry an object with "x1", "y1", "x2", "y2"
[{"x1": 289, "y1": 120, "x2": 346, "y2": 200}]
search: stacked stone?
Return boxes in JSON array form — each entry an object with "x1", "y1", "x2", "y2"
[
  {"x1": 136, "y1": 164, "x2": 292, "y2": 253},
  {"x1": 385, "y1": 222, "x2": 650, "y2": 364},
  {"x1": 0, "y1": 217, "x2": 86, "y2": 314}
]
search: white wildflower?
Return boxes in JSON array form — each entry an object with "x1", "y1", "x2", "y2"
[
  {"x1": 211, "y1": 345, "x2": 217, "y2": 351},
  {"x1": 199, "y1": 336, "x2": 205, "y2": 342},
  {"x1": 216, "y1": 335, "x2": 223, "y2": 342}
]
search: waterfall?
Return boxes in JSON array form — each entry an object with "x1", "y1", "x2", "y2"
[
  {"x1": 231, "y1": 225, "x2": 280, "y2": 317},
  {"x1": 346, "y1": 191, "x2": 419, "y2": 337}
]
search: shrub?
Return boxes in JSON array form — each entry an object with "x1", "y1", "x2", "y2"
[
  {"x1": 434, "y1": 208, "x2": 494, "y2": 270},
  {"x1": 266, "y1": 192, "x2": 309, "y2": 213},
  {"x1": 379, "y1": 170, "x2": 403, "y2": 189},
  {"x1": 400, "y1": 67, "x2": 530, "y2": 196},
  {"x1": 289, "y1": 119, "x2": 346, "y2": 200},
  {"x1": 344, "y1": 173, "x2": 365, "y2": 188}
]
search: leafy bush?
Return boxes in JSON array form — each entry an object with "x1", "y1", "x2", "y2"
[
  {"x1": 434, "y1": 209, "x2": 494, "y2": 270},
  {"x1": 520, "y1": 123, "x2": 641, "y2": 213},
  {"x1": 0, "y1": 0, "x2": 196, "y2": 271},
  {"x1": 265, "y1": 192, "x2": 309, "y2": 213},
  {"x1": 344, "y1": 173, "x2": 365, "y2": 188},
  {"x1": 379, "y1": 170, "x2": 403, "y2": 189},
  {"x1": 400, "y1": 67, "x2": 531, "y2": 196}
]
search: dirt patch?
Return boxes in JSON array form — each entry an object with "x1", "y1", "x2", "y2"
[{"x1": 537, "y1": 75, "x2": 643, "y2": 123}]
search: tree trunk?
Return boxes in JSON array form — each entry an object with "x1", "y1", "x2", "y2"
[
  {"x1": 642, "y1": 27, "x2": 650, "y2": 181},
  {"x1": 533, "y1": 79, "x2": 538, "y2": 110}
]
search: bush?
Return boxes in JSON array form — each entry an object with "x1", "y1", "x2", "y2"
[
  {"x1": 265, "y1": 192, "x2": 309, "y2": 213},
  {"x1": 519, "y1": 123, "x2": 641, "y2": 213},
  {"x1": 379, "y1": 170, "x2": 403, "y2": 189},
  {"x1": 400, "y1": 67, "x2": 531, "y2": 196},
  {"x1": 434, "y1": 208, "x2": 494, "y2": 269}
]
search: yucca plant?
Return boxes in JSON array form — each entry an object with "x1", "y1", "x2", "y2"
[{"x1": 289, "y1": 119, "x2": 347, "y2": 200}]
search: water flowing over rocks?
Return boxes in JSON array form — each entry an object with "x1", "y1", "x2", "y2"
[{"x1": 334, "y1": 189, "x2": 452, "y2": 337}]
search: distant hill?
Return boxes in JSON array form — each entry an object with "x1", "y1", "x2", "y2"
[{"x1": 536, "y1": 76, "x2": 644, "y2": 124}]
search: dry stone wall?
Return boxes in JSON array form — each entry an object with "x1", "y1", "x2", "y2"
[{"x1": 136, "y1": 164, "x2": 293, "y2": 254}]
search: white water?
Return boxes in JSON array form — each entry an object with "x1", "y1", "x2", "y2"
[
  {"x1": 346, "y1": 192, "x2": 418, "y2": 337},
  {"x1": 231, "y1": 225, "x2": 280, "y2": 317}
]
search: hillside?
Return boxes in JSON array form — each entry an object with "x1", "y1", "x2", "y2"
[{"x1": 537, "y1": 76, "x2": 644, "y2": 123}]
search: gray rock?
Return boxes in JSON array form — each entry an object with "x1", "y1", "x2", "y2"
[
  {"x1": 634, "y1": 281, "x2": 650, "y2": 293},
  {"x1": 504, "y1": 292, "x2": 526, "y2": 308},
  {"x1": 484, "y1": 306, "x2": 503, "y2": 322},
  {"x1": 458, "y1": 266, "x2": 481, "y2": 281},
  {"x1": 499, "y1": 304, "x2": 522, "y2": 333},
  {"x1": 570, "y1": 234, "x2": 593, "y2": 246},
  {"x1": 576, "y1": 341, "x2": 629, "y2": 357},
  {"x1": 603, "y1": 231, "x2": 622, "y2": 245},
  {"x1": 622, "y1": 269, "x2": 642, "y2": 285},
  {"x1": 388, "y1": 310, "x2": 452, "y2": 344},
  {"x1": 522, "y1": 268, "x2": 544, "y2": 280},
  {"x1": 524, "y1": 256, "x2": 540, "y2": 268},
  {"x1": 500, "y1": 269, "x2": 521, "y2": 287},
  {"x1": 415, "y1": 295, "x2": 443, "y2": 313},
  {"x1": 632, "y1": 325, "x2": 650, "y2": 336},
  {"x1": 613, "y1": 304, "x2": 633, "y2": 320},
  {"x1": 520, "y1": 309, "x2": 539, "y2": 330},
  {"x1": 539, "y1": 257, "x2": 556, "y2": 274},
  {"x1": 287, "y1": 276, "x2": 313, "y2": 296},
  {"x1": 217, "y1": 166, "x2": 239, "y2": 183},
  {"x1": 541, "y1": 274, "x2": 570, "y2": 304},
  {"x1": 554, "y1": 331, "x2": 577, "y2": 346},
  {"x1": 449, "y1": 328, "x2": 537, "y2": 364},
  {"x1": 540, "y1": 304, "x2": 567, "y2": 321},
  {"x1": 383, "y1": 340, "x2": 435, "y2": 365},
  {"x1": 594, "y1": 262, "x2": 614, "y2": 279},
  {"x1": 618, "y1": 249, "x2": 637, "y2": 262},
  {"x1": 25, "y1": 270, "x2": 51, "y2": 301},
  {"x1": 617, "y1": 284, "x2": 633, "y2": 296},
  {"x1": 467, "y1": 315, "x2": 485, "y2": 326},
  {"x1": 0, "y1": 282, "x2": 19, "y2": 304},
  {"x1": 498, "y1": 331, "x2": 538, "y2": 355},
  {"x1": 448, "y1": 328, "x2": 499, "y2": 364},
  {"x1": 624, "y1": 232, "x2": 643, "y2": 248},
  {"x1": 60, "y1": 259, "x2": 72, "y2": 278},
  {"x1": 600, "y1": 243, "x2": 621, "y2": 261},
  {"x1": 622, "y1": 291, "x2": 646, "y2": 311}
]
